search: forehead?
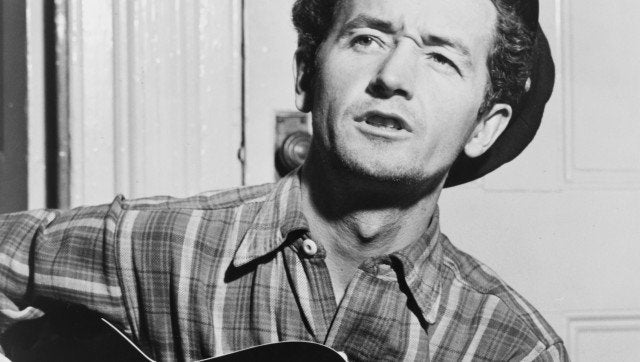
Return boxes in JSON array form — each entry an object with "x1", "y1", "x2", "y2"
[{"x1": 334, "y1": 0, "x2": 498, "y2": 53}]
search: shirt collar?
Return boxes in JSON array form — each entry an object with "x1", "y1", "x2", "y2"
[
  {"x1": 389, "y1": 208, "x2": 445, "y2": 325},
  {"x1": 232, "y1": 169, "x2": 445, "y2": 324},
  {"x1": 232, "y1": 170, "x2": 308, "y2": 268}
]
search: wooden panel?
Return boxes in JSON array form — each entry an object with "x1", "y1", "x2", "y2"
[
  {"x1": 563, "y1": 0, "x2": 640, "y2": 187},
  {"x1": 112, "y1": 0, "x2": 244, "y2": 199},
  {"x1": 244, "y1": 0, "x2": 298, "y2": 185},
  {"x1": 26, "y1": 0, "x2": 47, "y2": 209},
  {"x1": 0, "y1": 0, "x2": 29, "y2": 213},
  {"x1": 567, "y1": 312, "x2": 640, "y2": 362},
  {"x1": 67, "y1": 0, "x2": 116, "y2": 207},
  {"x1": 64, "y1": 0, "x2": 243, "y2": 207}
]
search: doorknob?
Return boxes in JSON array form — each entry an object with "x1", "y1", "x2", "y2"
[
  {"x1": 275, "y1": 112, "x2": 311, "y2": 177},
  {"x1": 276, "y1": 131, "x2": 311, "y2": 175}
]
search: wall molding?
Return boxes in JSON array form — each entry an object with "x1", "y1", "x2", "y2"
[
  {"x1": 566, "y1": 311, "x2": 640, "y2": 360},
  {"x1": 26, "y1": 0, "x2": 47, "y2": 209},
  {"x1": 561, "y1": 0, "x2": 640, "y2": 189}
]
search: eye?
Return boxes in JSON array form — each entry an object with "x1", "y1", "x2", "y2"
[
  {"x1": 428, "y1": 53, "x2": 460, "y2": 74},
  {"x1": 351, "y1": 35, "x2": 382, "y2": 49},
  {"x1": 430, "y1": 53, "x2": 453, "y2": 66}
]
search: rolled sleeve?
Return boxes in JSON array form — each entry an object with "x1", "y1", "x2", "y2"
[
  {"x1": 527, "y1": 342, "x2": 570, "y2": 361},
  {"x1": 0, "y1": 197, "x2": 128, "y2": 332}
]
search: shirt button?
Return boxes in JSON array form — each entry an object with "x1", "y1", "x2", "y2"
[{"x1": 301, "y1": 238, "x2": 318, "y2": 257}]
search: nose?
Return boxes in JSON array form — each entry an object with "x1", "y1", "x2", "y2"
[{"x1": 367, "y1": 42, "x2": 416, "y2": 100}]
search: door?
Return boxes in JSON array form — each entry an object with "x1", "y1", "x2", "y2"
[
  {"x1": 243, "y1": 1, "x2": 640, "y2": 360},
  {"x1": 0, "y1": 0, "x2": 28, "y2": 213},
  {"x1": 53, "y1": 1, "x2": 244, "y2": 207}
]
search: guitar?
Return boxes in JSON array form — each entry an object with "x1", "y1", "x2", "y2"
[
  {"x1": 1, "y1": 309, "x2": 347, "y2": 362},
  {"x1": 102, "y1": 319, "x2": 348, "y2": 362}
]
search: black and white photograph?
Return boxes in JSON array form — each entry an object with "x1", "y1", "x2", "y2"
[{"x1": 0, "y1": 0, "x2": 638, "y2": 361}]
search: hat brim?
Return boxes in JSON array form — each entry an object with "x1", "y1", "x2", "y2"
[{"x1": 444, "y1": 25, "x2": 555, "y2": 188}]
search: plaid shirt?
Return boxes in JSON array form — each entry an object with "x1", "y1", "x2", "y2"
[{"x1": 0, "y1": 171, "x2": 568, "y2": 361}]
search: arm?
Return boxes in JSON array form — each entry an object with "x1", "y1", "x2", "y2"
[{"x1": 0, "y1": 199, "x2": 128, "y2": 333}]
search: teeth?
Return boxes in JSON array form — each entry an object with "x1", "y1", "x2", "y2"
[{"x1": 365, "y1": 116, "x2": 401, "y2": 130}]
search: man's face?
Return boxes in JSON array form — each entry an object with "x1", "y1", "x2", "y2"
[{"x1": 297, "y1": 0, "x2": 509, "y2": 187}]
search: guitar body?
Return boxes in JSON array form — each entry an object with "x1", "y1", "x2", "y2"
[
  {"x1": 1, "y1": 306, "x2": 346, "y2": 362},
  {"x1": 198, "y1": 341, "x2": 346, "y2": 362},
  {"x1": 102, "y1": 318, "x2": 347, "y2": 362},
  {"x1": 0, "y1": 307, "x2": 144, "y2": 362}
]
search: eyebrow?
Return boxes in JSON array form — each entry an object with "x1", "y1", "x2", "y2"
[
  {"x1": 423, "y1": 34, "x2": 471, "y2": 58},
  {"x1": 339, "y1": 14, "x2": 398, "y2": 35}
]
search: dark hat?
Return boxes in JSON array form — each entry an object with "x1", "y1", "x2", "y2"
[{"x1": 444, "y1": 0, "x2": 555, "y2": 188}]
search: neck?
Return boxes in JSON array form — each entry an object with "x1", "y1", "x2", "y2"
[{"x1": 300, "y1": 152, "x2": 444, "y2": 301}]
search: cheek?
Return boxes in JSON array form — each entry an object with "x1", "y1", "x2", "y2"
[
  {"x1": 312, "y1": 63, "x2": 366, "y2": 136},
  {"x1": 310, "y1": 83, "x2": 346, "y2": 148},
  {"x1": 416, "y1": 90, "x2": 482, "y2": 161},
  {"x1": 428, "y1": 75, "x2": 484, "y2": 127}
]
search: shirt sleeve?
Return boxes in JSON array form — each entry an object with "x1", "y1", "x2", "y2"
[
  {"x1": 0, "y1": 197, "x2": 128, "y2": 334},
  {"x1": 530, "y1": 342, "x2": 571, "y2": 361}
]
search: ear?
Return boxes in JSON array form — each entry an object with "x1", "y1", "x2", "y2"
[
  {"x1": 294, "y1": 50, "x2": 313, "y2": 113},
  {"x1": 464, "y1": 103, "x2": 512, "y2": 158}
]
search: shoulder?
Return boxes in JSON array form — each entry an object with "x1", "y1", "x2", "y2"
[
  {"x1": 118, "y1": 183, "x2": 276, "y2": 211},
  {"x1": 2, "y1": 183, "x2": 276, "y2": 237},
  {"x1": 108, "y1": 183, "x2": 277, "y2": 248},
  {"x1": 107, "y1": 183, "x2": 275, "y2": 230},
  {"x1": 430, "y1": 235, "x2": 568, "y2": 360}
]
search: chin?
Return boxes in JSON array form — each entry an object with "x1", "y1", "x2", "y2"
[{"x1": 332, "y1": 149, "x2": 436, "y2": 187}]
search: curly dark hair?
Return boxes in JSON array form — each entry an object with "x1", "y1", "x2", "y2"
[{"x1": 291, "y1": 0, "x2": 536, "y2": 116}]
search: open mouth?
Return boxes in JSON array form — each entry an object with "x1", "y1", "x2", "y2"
[
  {"x1": 365, "y1": 115, "x2": 403, "y2": 130},
  {"x1": 356, "y1": 111, "x2": 411, "y2": 132}
]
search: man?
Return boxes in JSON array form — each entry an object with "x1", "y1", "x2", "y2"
[{"x1": 0, "y1": 0, "x2": 567, "y2": 360}]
